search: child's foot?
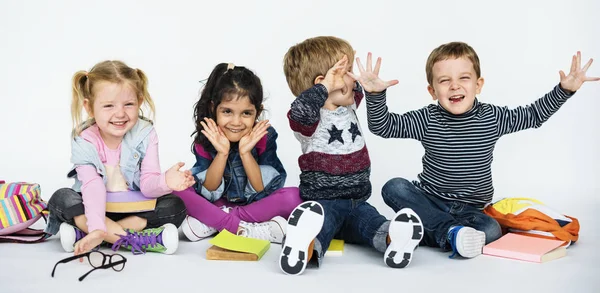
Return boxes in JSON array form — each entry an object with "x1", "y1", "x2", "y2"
[
  {"x1": 182, "y1": 216, "x2": 218, "y2": 241},
  {"x1": 238, "y1": 216, "x2": 287, "y2": 244},
  {"x1": 447, "y1": 226, "x2": 486, "y2": 258},
  {"x1": 384, "y1": 208, "x2": 424, "y2": 268},
  {"x1": 112, "y1": 223, "x2": 179, "y2": 255},
  {"x1": 279, "y1": 201, "x2": 324, "y2": 276},
  {"x1": 59, "y1": 223, "x2": 87, "y2": 253}
]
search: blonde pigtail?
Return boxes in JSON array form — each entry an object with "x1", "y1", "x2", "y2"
[
  {"x1": 71, "y1": 71, "x2": 89, "y2": 137},
  {"x1": 136, "y1": 68, "x2": 155, "y2": 123}
]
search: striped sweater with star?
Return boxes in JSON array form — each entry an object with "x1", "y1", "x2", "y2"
[
  {"x1": 366, "y1": 84, "x2": 574, "y2": 209},
  {"x1": 288, "y1": 83, "x2": 371, "y2": 201}
]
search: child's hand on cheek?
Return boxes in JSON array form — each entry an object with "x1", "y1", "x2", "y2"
[
  {"x1": 165, "y1": 162, "x2": 195, "y2": 191},
  {"x1": 239, "y1": 120, "x2": 270, "y2": 155},
  {"x1": 200, "y1": 118, "x2": 230, "y2": 155}
]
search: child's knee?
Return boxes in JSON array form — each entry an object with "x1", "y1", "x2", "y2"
[
  {"x1": 281, "y1": 187, "x2": 303, "y2": 205},
  {"x1": 381, "y1": 178, "x2": 413, "y2": 202},
  {"x1": 48, "y1": 188, "x2": 82, "y2": 211}
]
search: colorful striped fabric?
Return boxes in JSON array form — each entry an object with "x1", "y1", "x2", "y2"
[{"x1": 0, "y1": 181, "x2": 48, "y2": 230}]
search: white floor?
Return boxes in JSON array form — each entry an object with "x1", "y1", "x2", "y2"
[{"x1": 1, "y1": 201, "x2": 598, "y2": 293}]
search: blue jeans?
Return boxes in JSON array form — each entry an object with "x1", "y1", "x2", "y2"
[
  {"x1": 381, "y1": 178, "x2": 501, "y2": 250},
  {"x1": 313, "y1": 199, "x2": 389, "y2": 265}
]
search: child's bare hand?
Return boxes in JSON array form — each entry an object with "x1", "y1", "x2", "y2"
[
  {"x1": 239, "y1": 120, "x2": 270, "y2": 155},
  {"x1": 321, "y1": 55, "x2": 349, "y2": 93},
  {"x1": 200, "y1": 118, "x2": 230, "y2": 155},
  {"x1": 74, "y1": 230, "x2": 106, "y2": 261},
  {"x1": 348, "y1": 52, "x2": 399, "y2": 94},
  {"x1": 165, "y1": 162, "x2": 195, "y2": 191},
  {"x1": 560, "y1": 51, "x2": 600, "y2": 93}
]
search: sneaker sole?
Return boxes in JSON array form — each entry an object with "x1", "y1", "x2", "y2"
[
  {"x1": 279, "y1": 201, "x2": 324, "y2": 276},
  {"x1": 59, "y1": 223, "x2": 76, "y2": 253},
  {"x1": 457, "y1": 228, "x2": 486, "y2": 258},
  {"x1": 384, "y1": 208, "x2": 423, "y2": 268}
]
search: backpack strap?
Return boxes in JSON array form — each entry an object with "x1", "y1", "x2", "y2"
[
  {"x1": 0, "y1": 209, "x2": 51, "y2": 243},
  {"x1": 0, "y1": 228, "x2": 51, "y2": 243}
]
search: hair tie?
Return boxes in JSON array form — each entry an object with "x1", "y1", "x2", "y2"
[{"x1": 226, "y1": 63, "x2": 235, "y2": 71}]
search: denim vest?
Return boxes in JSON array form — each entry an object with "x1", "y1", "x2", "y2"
[
  {"x1": 68, "y1": 118, "x2": 154, "y2": 192},
  {"x1": 191, "y1": 126, "x2": 286, "y2": 205}
]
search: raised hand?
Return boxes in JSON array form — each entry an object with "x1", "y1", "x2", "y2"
[
  {"x1": 200, "y1": 117, "x2": 230, "y2": 155},
  {"x1": 74, "y1": 230, "x2": 107, "y2": 261},
  {"x1": 239, "y1": 120, "x2": 270, "y2": 155},
  {"x1": 165, "y1": 162, "x2": 196, "y2": 191},
  {"x1": 321, "y1": 55, "x2": 349, "y2": 93},
  {"x1": 347, "y1": 52, "x2": 399, "y2": 93},
  {"x1": 559, "y1": 51, "x2": 600, "y2": 93}
]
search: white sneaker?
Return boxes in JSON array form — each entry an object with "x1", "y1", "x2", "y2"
[
  {"x1": 238, "y1": 216, "x2": 287, "y2": 244},
  {"x1": 181, "y1": 216, "x2": 217, "y2": 242},
  {"x1": 59, "y1": 222, "x2": 87, "y2": 253},
  {"x1": 279, "y1": 201, "x2": 324, "y2": 276},
  {"x1": 384, "y1": 208, "x2": 424, "y2": 268}
]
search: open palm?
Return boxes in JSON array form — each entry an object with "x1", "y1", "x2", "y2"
[
  {"x1": 200, "y1": 118, "x2": 230, "y2": 155},
  {"x1": 239, "y1": 120, "x2": 270, "y2": 155},
  {"x1": 347, "y1": 52, "x2": 399, "y2": 93},
  {"x1": 321, "y1": 55, "x2": 349, "y2": 93},
  {"x1": 560, "y1": 51, "x2": 600, "y2": 92},
  {"x1": 165, "y1": 162, "x2": 195, "y2": 191}
]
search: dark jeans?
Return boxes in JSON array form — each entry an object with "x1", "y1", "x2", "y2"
[
  {"x1": 314, "y1": 198, "x2": 389, "y2": 265},
  {"x1": 44, "y1": 187, "x2": 186, "y2": 235},
  {"x1": 381, "y1": 178, "x2": 502, "y2": 250}
]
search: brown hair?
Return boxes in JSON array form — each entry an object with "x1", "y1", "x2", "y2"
[
  {"x1": 283, "y1": 36, "x2": 354, "y2": 96},
  {"x1": 426, "y1": 42, "x2": 481, "y2": 85},
  {"x1": 71, "y1": 60, "x2": 155, "y2": 136}
]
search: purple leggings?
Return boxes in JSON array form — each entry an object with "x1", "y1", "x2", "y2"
[{"x1": 173, "y1": 187, "x2": 303, "y2": 234}]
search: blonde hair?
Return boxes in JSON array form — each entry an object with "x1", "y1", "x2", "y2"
[
  {"x1": 283, "y1": 36, "x2": 354, "y2": 96},
  {"x1": 426, "y1": 42, "x2": 481, "y2": 85},
  {"x1": 71, "y1": 60, "x2": 155, "y2": 136}
]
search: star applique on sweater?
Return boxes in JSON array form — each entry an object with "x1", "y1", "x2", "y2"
[
  {"x1": 348, "y1": 122, "x2": 361, "y2": 142},
  {"x1": 328, "y1": 125, "x2": 344, "y2": 144}
]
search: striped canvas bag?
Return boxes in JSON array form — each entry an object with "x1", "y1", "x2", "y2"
[{"x1": 0, "y1": 180, "x2": 51, "y2": 243}]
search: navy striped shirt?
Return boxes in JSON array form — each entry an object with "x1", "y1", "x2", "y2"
[{"x1": 366, "y1": 84, "x2": 573, "y2": 208}]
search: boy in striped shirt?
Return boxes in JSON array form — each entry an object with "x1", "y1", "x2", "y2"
[{"x1": 350, "y1": 42, "x2": 598, "y2": 259}]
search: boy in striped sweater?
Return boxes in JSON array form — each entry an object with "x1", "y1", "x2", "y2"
[
  {"x1": 278, "y1": 36, "x2": 424, "y2": 276},
  {"x1": 352, "y1": 42, "x2": 598, "y2": 259}
]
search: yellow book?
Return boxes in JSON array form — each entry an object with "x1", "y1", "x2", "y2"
[
  {"x1": 325, "y1": 239, "x2": 344, "y2": 257},
  {"x1": 207, "y1": 230, "x2": 270, "y2": 261}
]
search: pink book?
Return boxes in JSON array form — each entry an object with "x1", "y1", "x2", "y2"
[{"x1": 483, "y1": 233, "x2": 567, "y2": 263}]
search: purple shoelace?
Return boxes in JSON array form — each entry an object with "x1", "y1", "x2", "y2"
[
  {"x1": 111, "y1": 230, "x2": 163, "y2": 255},
  {"x1": 75, "y1": 228, "x2": 86, "y2": 242}
]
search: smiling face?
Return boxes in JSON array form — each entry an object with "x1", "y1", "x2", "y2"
[
  {"x1": 214, "y1": 95, "x2": 258, "y2": 142},
  {"x1": 84, "y1": 81, "x2": 140, "y2": 148},
  {"x1": 427, "y1": 57, "x2": 485, "y2": 115}
]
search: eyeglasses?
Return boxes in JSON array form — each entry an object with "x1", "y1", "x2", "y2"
[{"x1": 51, "y1": 250, "x2": 127, "y2": 281}]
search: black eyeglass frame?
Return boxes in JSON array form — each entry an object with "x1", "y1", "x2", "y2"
[{"x1": 51, "y1": 250, "x2": 127, "y2": 281}]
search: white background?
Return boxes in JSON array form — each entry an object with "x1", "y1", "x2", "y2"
[{"x1": 0, "y1": 1, "x2": 599, "y2": 292}]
